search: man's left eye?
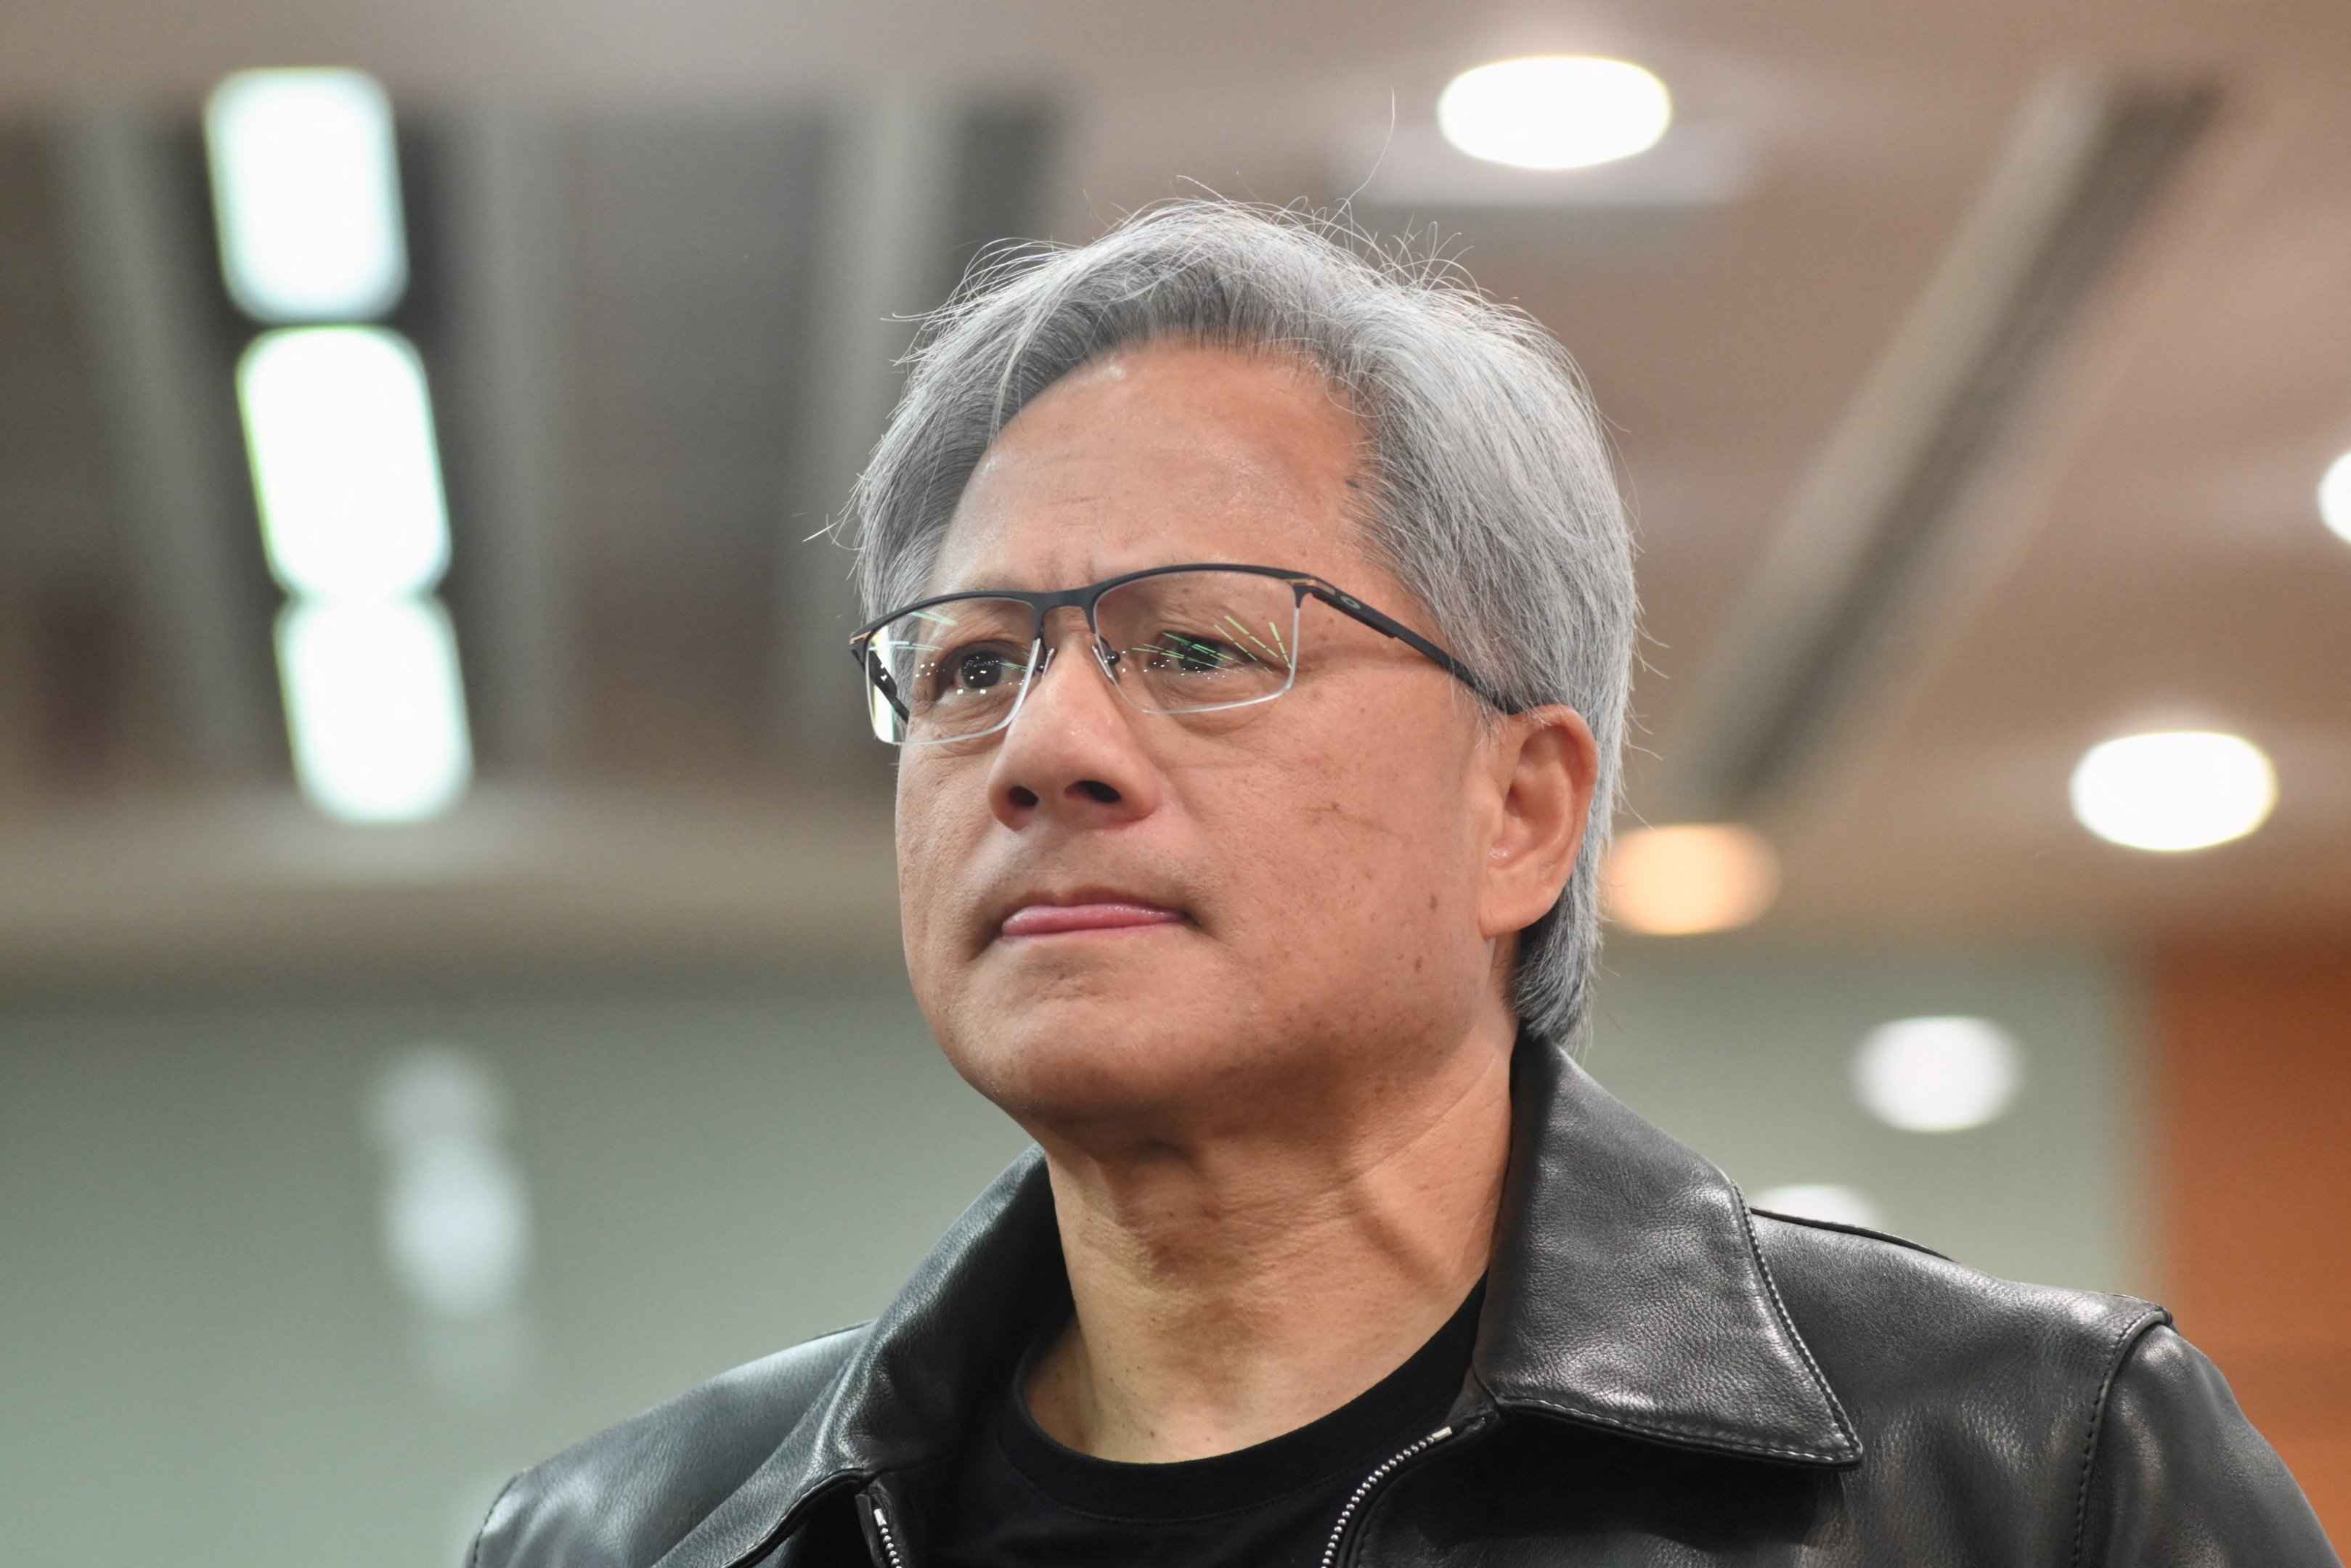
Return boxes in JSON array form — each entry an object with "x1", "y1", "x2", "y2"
[{"x1": 1149, "y1": 635, "x2": 1239, "y2": 672}]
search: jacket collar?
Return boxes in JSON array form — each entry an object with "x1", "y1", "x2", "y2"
[
  {"x1": 1473, "y1": 1031, "x2": 1859, "y2": 1466},
  {"x1": 664, "y1": 1032, "x2": 1858, "y2": 1568}
]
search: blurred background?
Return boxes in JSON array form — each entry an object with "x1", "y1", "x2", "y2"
[{"x1": 1, "y1": 0, "x2": 2347, "y2": 1559}]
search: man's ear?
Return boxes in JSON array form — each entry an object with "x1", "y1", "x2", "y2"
[{"x1": 1477, "y1": 705, "x2": 1600, "y2": 941}]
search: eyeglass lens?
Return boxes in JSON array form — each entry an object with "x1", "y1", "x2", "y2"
[{"x1": 863, "y1": 570, "x2": 1303, "y2": 746}]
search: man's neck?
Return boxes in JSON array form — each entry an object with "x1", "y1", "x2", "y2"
[{"x1": 1022, "y1": 1018, "x2": 1515, "y2": 1463}]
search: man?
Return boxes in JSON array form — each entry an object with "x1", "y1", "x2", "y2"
[{"x1": 471, "y1": 203, "x2": 2336, "y2": 1566}]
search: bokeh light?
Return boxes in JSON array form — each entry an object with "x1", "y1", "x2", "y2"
[
  {"x1": 1603, "y1": 822, "x2": 1780, "y2": 934},
  {"x1": 2318, "y1": 450, "x2": 2351, "y2": 544},
  {"x1": 2069, "y1": 730, "x2": 2276, "y2": 852},
  {"x1": 1854, "y1": 1016, "x2": 2021, "y2": 1132},
  {"x1": 1438, "y1": 57, "x2": 1674, "y2": 171}
]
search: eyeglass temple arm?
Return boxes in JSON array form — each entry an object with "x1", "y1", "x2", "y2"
[
  {"x1": 1305, "y1": 585, "x2": 1516, "y2": 713},
  {"x1": 849, "y1": 635, "x2": 913, "y2": 722}
]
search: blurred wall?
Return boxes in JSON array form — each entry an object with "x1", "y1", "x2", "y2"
[
  {"x1": 2157, "y1": 939, "x2": 2351, "y2": 1545},
  {"x1": 0, "y1": 973, "x2": 1032, "y2": 1568},
  {"x1": 2, "y1": 940, "x2": 2143, "y2": 1566},
  {"x1": 1587, "y1": 937, "x2": 2143, "y2": 1294}
]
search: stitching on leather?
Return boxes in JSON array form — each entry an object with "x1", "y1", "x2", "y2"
[
  {"x1": 1735, "y1": 1191, "x2": 1865, "y2": 1458},
  {"x1": 2067, "y1": 1305, "x2": 2172, "y2": 1568},
  {"x1": 1500, "y1": 1392, "x2": 1851, "y2": 1463},
  {"x1": 1745, "y1": 1208, "x2": 1952, "y2": 1262},
  {"x1": 463, "y1": 1473, "x2": 520, "y2": 1568}
]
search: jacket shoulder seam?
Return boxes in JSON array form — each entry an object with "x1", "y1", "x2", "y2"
[
  {"x1": 1746, "y1": 1207, "x2": 1952, "y2": 1261},
  {"x1": 465, "y1": 1471, "x2": 522, "y2": 1568},
  {"x1": 2068, "y1": 1303, "x2": 2174, "y2": 1568}
]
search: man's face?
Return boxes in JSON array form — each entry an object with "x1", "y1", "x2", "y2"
[{"x1": 895, "y1": 340, "x2": 1572, "y2": 1143}]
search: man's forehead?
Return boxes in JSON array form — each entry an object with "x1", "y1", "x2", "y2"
[
  {"x1": 926, "y1": 342, "x2": 1370, "y2": 595},
  {"x1": 925, "y1": 481, "x2": 1361, "y2": 597}
]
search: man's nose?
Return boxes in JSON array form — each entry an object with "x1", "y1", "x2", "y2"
[
  {"x1": 985, "y1": 610, "x2": 1160, "y2": 828},
  {"x1": 1009, "y1": 602, "x2": 1133, "y2": 724}
]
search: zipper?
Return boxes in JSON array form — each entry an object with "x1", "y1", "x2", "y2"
[
  {"x1": 866, "y1": 1490, "x2": 910, "y2": 1568},
  {"x1": 866, "y1": 1416, "x2": 1475, "y2": 1568},
  {"x1": 1318, "y1": 1424, "x2": 1459, "y2": 1568}
]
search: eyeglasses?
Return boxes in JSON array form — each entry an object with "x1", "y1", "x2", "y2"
[{"x1": 849, "y1": 563, "x2": 1511, "y2": 747}]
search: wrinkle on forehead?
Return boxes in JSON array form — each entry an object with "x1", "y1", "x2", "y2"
[{"x1": 927, "y1": 338, "x2": 1382, "y2": 598}]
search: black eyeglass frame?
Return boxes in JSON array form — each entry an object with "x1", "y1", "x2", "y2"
[{"x1": 848, "y1": 562, "x2": 1516, "y2": 735}]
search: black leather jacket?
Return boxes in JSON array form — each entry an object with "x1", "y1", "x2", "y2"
[{"x1": 470, "y1": 1034, "x2": 2338, "y2": 1567}]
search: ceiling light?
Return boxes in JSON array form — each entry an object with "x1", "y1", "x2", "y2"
[
  {"x1": 1438, "y1": 56, "x2": 1673, "y2": 171},
  {"x1": 239, "y1": 327, "x2": 450, "y2": 600},
  {"x1": 1602, "y1": 822, "x2": 1779, "y2": 935},
  {"x1": 1854, "y1": 1016, "x2": 2021, "y2": 1133},
  {"x1": 1751, "y1": 1184, "x2": 1883, "y2": 1230},
  {"x1": 277, "y1": 597, "x2": 472, "y2": 824},
  {"x1": 2319, "y1": 451, "x2": 2351, "y2": 545},
  {"x1": 2068, "y1": 730, "x2": 2275, "y2": 852},
  {"x1": 205, "y1": 68, "x2": 408, "y2": 322}
]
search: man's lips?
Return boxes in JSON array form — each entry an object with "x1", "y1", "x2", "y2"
[{"x1": 998, "y1": 901, "x2": 1188, "y2": 939}]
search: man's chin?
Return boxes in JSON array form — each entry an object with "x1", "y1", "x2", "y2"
[{"x1": 935, "y1": 992, "x2": 1267, "y2": 1130}]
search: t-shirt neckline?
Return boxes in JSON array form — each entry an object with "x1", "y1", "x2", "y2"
[{"x1": 990, "y1": 1281, "x2": 1484, "y2": 1524}]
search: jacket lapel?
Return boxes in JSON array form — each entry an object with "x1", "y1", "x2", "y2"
[{"x1": 1473, "y1": 1034, "x2": 1860, "y2": 1466}]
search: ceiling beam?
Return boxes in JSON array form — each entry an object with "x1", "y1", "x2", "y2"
[
  {"x1": 773, "y1": 90, "x2": 963, "y2": 769},
  {"x1": 46, "y1": 107, "x2": 277, "y2": 777},
  {"x1": 1660, "y1": 75, "x2": 2221, "y2": 825},
  {"x1": 439, "y1": 109, "x2": 580, "y2": 773}
]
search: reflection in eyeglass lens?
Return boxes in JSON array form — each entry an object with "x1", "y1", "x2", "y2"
[{"x1": 1098, "y1": 572, "x2": 1297, "y2": 714}]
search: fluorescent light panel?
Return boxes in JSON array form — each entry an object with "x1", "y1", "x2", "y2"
[
  {"x1": 239, "y1": 326, "x2": 450, "y2": 600},
  {"x1": 278, "y1": 598, "x2": 472, "y2": 824},
  {"x1": 206, "y1": 68, "x2": 408, "y2": 322}
]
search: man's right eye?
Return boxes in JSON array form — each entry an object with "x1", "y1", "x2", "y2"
[{"x1": 937, "y1": 645, "x2": 1020, "y2": 698}]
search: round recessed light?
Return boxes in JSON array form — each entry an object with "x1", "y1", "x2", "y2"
[
  {"x1": 2319, "y1": 450, "x2": 2351, "y2": 545},
  {"x1": 2068, "y1": 730, "x2": 2276, "y2": 852},
  {"x1": 1438, "y1": 56, "x2": 1673, "y2": 171},
  {"x1": 1602, "y1": 822, "x2": 1779, "y2": 935},
  {"x1": 1854, "y1": 1016, "x2": 2021, "y2": 1134},
  {"x1": 1751, "y1": 1183, "x2": 1884, "y2": 1230}
]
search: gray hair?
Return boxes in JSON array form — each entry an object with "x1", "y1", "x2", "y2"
[{"x1": 847, "y1": 201, "x2": 1637, "y2": 1045}]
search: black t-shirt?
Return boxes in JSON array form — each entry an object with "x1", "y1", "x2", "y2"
[{"x1": 929, "y1": 1284, "x2": 1482, "y2": 1568}]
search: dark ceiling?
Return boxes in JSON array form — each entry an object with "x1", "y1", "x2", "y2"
[{"x1": 2, "y1": 0, "x2": 2348, "y2": 984}]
